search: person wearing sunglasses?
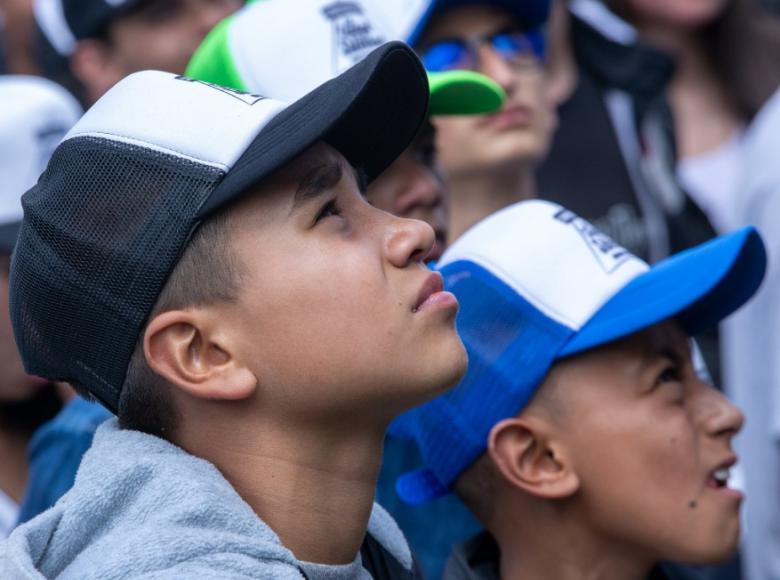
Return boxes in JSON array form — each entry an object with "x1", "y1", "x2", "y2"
[{"x1": 409, "y1": 0, "x2": 555, "y2": 245}]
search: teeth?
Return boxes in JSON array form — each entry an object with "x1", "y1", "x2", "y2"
[{"x1": 713, "y1": 468, "x2": 730, "y2": 483}]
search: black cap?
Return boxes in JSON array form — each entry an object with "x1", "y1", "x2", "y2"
[{"x1": 10, "y1": 41, "x2": 430, "y2": 412}]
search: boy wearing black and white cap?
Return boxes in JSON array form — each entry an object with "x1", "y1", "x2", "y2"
[
  {"x1": 393, "y1": 201, "x2": 766, "y2": 579},
  {"x1": 34, "y1": 0, "x2": 241, "y2": 103},
  {"x1": 1, "y1": 43, "x2": 467, "y2": 578}
]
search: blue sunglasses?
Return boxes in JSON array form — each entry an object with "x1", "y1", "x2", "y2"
[{"x1": 420, "y1": 27, "x2": 546, "y2": 73}]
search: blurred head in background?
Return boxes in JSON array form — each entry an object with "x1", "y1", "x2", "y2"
[
  {"x1": 35, "y1": 0, "x2": 242, "y2": 103},
  {"x1": 411, "y1": 0, "x2": 555, "y2": 242},
  {"x1": 0, "y1": 76, "x2": 78, "y2": 523}
]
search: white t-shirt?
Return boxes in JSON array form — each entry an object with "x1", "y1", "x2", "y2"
[
  {"x1": 0, "y1": 488, "x2": 19, "y2": 537},
  {"x1": 723, "y1": 87, "x2": 780, "y2": 580},
  {"x1": 677, "y1": 129, "x2": 744, "y2": 233}
]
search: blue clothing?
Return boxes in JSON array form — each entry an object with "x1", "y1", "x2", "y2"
[
  {"x1": 16, "y1": 396, "x2": 111, "y2": 524},
  {"x1": 377, "y1": 434, "x2": 481, "y2": 580}
]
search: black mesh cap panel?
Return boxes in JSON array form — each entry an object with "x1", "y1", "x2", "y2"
[{"x1": 10, "y1": 136, "x2": 224, "y2": 411}]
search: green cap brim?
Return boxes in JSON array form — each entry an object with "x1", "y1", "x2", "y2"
[{"x1": 427, "y1": 70, "x2": 505, "y2": 116}]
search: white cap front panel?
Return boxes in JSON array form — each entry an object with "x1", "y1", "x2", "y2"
[
  {"x1": 65, "y1": 71, "x2": 288, "y2": 171},
  {"x1": 0, "y1": 76, "x2": 82, "y2": 225},
  {"x1": 439, "y1": 200, "x2": 650, "y2": 330},
  {"x1": 370, "y1": 0, "x2": 429, "y2": 42},
  {"x1": 230, "y1": 0, "x2": 390, "y2": 101}
]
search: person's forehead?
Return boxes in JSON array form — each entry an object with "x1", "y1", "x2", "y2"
[
  {"x1": 282, "y1": 142, "x2": 348, "y2": 178},
  {"x1": 228, "y1": 142, "x2": 349, "y2": 214}
]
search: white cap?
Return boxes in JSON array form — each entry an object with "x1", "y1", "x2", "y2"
[{"x1": 0, "y1": 76, "x2": 81, "y2": 240}]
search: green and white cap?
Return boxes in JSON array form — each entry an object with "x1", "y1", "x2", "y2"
[{"x1": 186, "y1": 0, "x2": 504, "y2": 116}]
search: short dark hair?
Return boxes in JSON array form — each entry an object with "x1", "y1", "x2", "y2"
[
  {"x1": 116, "y1": 206, "x2": 242, "y2": 438},
  {"x1": 454, "y1": 453, "x2": 498, "y2": 526}
]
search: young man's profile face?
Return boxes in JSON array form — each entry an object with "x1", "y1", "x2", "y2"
[
  {"x1": 545, "y1": 321, "x2": 743, "y2": 563},
  {"x1": 418, "y1": 5, "x2": 554, "y2": 178},
  {"x1": 366, "y1": 122, "x2": 449, "y2": 260},
  {"x1": 214, "y1": 142, "x2": 467, "y2": 423}
]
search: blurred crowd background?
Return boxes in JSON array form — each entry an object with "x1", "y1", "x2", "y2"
[{"x1": 2, "y1": 0, "x2": 780, "y2": 579}]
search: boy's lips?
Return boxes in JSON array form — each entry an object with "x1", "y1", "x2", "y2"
[
  {"x1": 413, "y1": 272, "x2": 458, "y2": 313},
  {"x1": 482, "y1": 104, "x2": 532, "y2": 130}
]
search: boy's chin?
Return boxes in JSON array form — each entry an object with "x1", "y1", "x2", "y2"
[
  {"x1": 666, "y1": 527, "x2": 741, "y2": 567},
  {"x1": 412, "y1": 341, "x2": 469, "y2": 404}
]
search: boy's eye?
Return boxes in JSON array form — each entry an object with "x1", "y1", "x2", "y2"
[
  {"x1": 314, "y1": 198, "x2": 342, "y2": 224},
  {"x1": 657, "y1": 366, "x2": 682, "y2": 385}
]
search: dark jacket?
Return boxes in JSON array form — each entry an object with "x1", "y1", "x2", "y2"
[{"x1": 442, "y1": 532, "x2": 705, "y2": 580}]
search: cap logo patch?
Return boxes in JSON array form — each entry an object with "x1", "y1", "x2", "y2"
[
  {"x1": 554, "y1": 208, "x2": 634, "y2": 274},
  {"x1": 174, "y1": 75, "x2": 267, "y2": 105},
  {"x1": 322, "y1": 2, "x2": 386, "y2": 74}
]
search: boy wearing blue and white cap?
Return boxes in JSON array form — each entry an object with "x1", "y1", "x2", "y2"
[{"x1": 394, "y1": 200, "x2": 766, "y2": 580}]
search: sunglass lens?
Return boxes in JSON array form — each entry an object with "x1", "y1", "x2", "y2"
[{"x1": 421, "y1": 41, "x2": 469, "y2": 72}]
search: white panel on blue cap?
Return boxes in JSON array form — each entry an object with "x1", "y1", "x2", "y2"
[
  {"x1": 230, "y1": 0, "x2": 389, "y2": 101},
  {"x1": 64, "y1": 71, "x2": 289, "y2": 171},
  {"x1": 0, "y1": 76, "x2": 82, "y2": 225},
  {"x1": 439, "y1": 200, "x2": 650, "y2": 330}
]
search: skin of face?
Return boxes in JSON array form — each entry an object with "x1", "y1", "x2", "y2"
[
  {"x1": 619, "y1": 0, "x2": 729, "y2": 29},
  {"x1": 366, "y1": 121, "x2": 449, "y2": 261},
  {"x1": 73, "y1": 0, "x2": 241, "y2": 101},
  {"x1": 0, "y1": 258, "x2": 47, "y2": 401},
  {"x1": 540, "y1": 321, "x2": 744, "y2": 564},
  {"x1": 208, "y1": 142, "x2": 467, "y2": 424},
  {"x1": 418, "y1": 5, "x2": 554, "y2": 178}
]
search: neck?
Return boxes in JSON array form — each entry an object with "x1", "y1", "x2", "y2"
[
  {"x1": 175, "y1": 405, "x2": 386, "y2": 566},
  {"x1": 448, "y1": 164, "x2": 536, "y2": 243},
  {"x1": 493, "y1": 499, "x2": 653, "y2": 580},
  {"x1": 0, "y1": 425, "x2": 29, "y2": 502},
  {"x1": 634, "y1": 23, "x2": 741, "y2": 158}
]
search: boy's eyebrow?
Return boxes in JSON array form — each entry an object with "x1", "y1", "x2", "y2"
[
  {"x1": 293, "y1": 161, "x2": 344, "y2": 210},
  {"x1": 642, "y1": 343, "x2": 689, "y2": 369}
]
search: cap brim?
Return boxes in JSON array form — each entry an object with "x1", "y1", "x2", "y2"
[
  {"x1": 197, "y1": 41, "x2": 429, "y2": 218},
  {"x1": 428, "y1": 70, "x2": 505, "y2": 115},
  {"x1": 560, "y1": 227, "x2": 767, "y2": 356}
]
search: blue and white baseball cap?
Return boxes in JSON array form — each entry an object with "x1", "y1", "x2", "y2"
[
  {"x1": 393, "y1": 199, "x2": 766, "y2": 504},
  {"x1": 402, "y1": 0, "x2": 551, "y2": 46}
]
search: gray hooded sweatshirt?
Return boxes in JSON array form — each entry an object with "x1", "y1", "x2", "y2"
[{"x1": 1, "y1": 419, "x2": 414, "y2": 579}]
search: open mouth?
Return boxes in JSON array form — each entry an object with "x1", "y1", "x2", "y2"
[
  {"x1": 705, "y1": 458, "x2": 743, "y2": 500},
  {"x1": 708, "y1": 467, "x2": 730, "y2": 489}
]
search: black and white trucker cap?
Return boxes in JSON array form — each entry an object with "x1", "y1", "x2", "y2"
[{"x1": 10, "y1": 41, "x2": 429, "y2": 412}]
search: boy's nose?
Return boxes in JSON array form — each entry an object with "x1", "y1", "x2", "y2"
[
  {"x1": 477, "y1": 45, "x2": 517, "y2": 93},
  {"x1": 697, "y1": 383, "x2": 745, "y2": 439},
  {"x1": 394, "y1": 163, "x2": 445, "y2": 216},
  {"x1": 384, "y1": 215, "x2": 436, "y2": 268}
]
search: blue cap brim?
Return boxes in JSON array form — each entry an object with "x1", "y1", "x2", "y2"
[
  {"x1": 408, "y1": 0, "x2": 550, "y2": 46},
  {"x1": 560, "y1": 227, "x2": 767, "y2": 357}
]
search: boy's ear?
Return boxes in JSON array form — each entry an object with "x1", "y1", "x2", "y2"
[
  {"x1": 487, "y1": 416, "x2": 579, "y2": 499},
  {"x1": 143, "y1": 309, "x2": 257, "y2": 401}
]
